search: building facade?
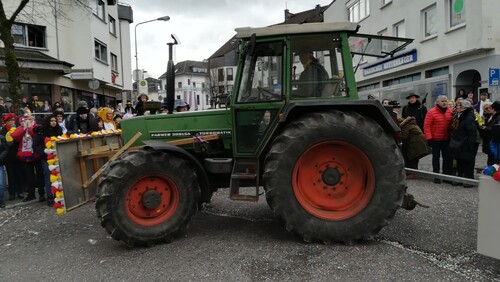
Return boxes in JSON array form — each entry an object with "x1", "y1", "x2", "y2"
[
  {"x1": 158, "y1": 60, "x2": 210, "y2": 111},
  {"x1": 0, "y1": 0, "x2": 133, "y2": 112},
  {"x1": 325, "y1": 0, "x2": 500, "y2": 106}
]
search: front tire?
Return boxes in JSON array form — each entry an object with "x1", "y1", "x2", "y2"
[
  {"x1": 264, "y1": 110, "x2": 405, "y2": 244},
  {"x1": 96, "y1": 149, "x2": 200, "y2": 246}
]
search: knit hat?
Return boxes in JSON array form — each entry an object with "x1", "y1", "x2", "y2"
[
  {"x1": 77, "y1": 100, "x2": 88, "y2": 109},
  {"x1": 492, "y1": 101, "x2": 500, "y2": 112},
  {"x1": 76, "y1": 106, "x2": 89, "y2": 115},
  {"x1": 2, "y1": 113, "x2": 16, "y2": 123}
]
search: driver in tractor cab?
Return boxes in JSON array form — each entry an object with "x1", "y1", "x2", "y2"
[{"x1": 293, "y1": 50, "x2": 329, "y2": 98}]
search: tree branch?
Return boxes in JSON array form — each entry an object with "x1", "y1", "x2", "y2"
[{"x1": 8, "y1": 0, "x2": 30, "y2": 24}]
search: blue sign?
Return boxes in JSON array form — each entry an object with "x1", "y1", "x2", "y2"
[
  {"x1": 489, "y1": 68, "x2": 499, "y2": 86},
  {"x1": 362, "y1": 49, "x2": 417, "y2": 76}
]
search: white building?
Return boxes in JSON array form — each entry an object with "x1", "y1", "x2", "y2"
[
  {"x1": 0, "y1": 0, "x2": 133, "y2": 110},
  {"x1": 325, "y1": 0, "x2": 500, "y2": 106},
  {"x1": 158, "y1": 60, "x2": 210, "y2": 111}
]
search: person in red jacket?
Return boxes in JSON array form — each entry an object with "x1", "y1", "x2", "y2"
[
  {"x1": 11, "y1": 114, "x2": 45, "y2": 202},
  {"x1": 424, "y1": 95, "x2": 453, "y2": 183}
]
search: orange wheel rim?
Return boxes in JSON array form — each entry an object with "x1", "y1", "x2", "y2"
[
  {"x1": 292, "y1": 141, "x2": 375, "y2": 221},
  {"x1": 125, "y1": 174, "x2": 179, "y2": 226}
]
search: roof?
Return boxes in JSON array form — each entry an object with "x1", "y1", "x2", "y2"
[
  {"x1": 0, "y1": 48, "x2": 73, "y2": 73},
  {"x1": 235, "y1": 22, "x2": 359, "y2": 39},
  {"x1": 208, "y1": 4, "x2": 332, "y2": 60},
  {"x1": 158, "y1": 60, "x2": 208, "y2": 79}
]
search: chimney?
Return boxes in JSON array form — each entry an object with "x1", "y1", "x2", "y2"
[
  {"x1": 284, "y1": 9, "x2": 293, "y2": 20},
  {"x1": 315, "y1": 4, "x2": 321, "y2": 17}
]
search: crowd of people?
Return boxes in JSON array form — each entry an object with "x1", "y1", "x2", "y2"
[
  {"x1": 0, "y1": 93, "x2": 195, "y2": 208},
  {"x1": 383, "y1": 90, "x2": 500, "y2": 187}
]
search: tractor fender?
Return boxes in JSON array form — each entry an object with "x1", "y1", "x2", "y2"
[
  {"x1": 142, "y1": 140, "x2": 211, "y2": 203},
  {"x1": 279, "y1": 100, "x2": 400, "y2": 134}
]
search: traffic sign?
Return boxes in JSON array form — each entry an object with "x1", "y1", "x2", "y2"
[{"x1": 489, "y1": 68, "x2": 499, "y2": 86}]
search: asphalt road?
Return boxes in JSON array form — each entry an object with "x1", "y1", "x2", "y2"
[{"x1": 1, "y1": 154, "x2": 499, "y2": 281}]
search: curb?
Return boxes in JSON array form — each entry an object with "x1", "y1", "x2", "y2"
[{"x1": 3, "y1": 199, "x2": 39, "y2": 210}]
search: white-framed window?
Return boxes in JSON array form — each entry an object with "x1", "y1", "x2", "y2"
[
  {"x1": 11, "y1": 23, "x2": 46, "y2": 48},
  {"x1": 94, "y1": 40, "x2": 108, "y2": 63},
  {"x1": 109, "y1": 15, "x2": 116, "y2": 35},
  {"x1": 93, "y1": 0, "x2": 105, "y2": 20},
  {"x1": 348, "y1": 0, "x2": 370, "y2": 22},
  {"x1": 450, "y1": 0, "x2": 466, "y2": 27},
  {"x1": 393, "y1": 20, "x2": 406, "y2": 38},
  {"x1": 111, "y1": 53, "x2": 118, "y2": 71},
  {"x1": 423, "y1": 4, "x2": 437, "y2": 38},
  {"x1": 227, "y1": 68, "x2": 234, "y2": 81}
]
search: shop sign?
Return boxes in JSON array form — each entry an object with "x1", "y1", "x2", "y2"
[{"x1": 363, "y1": 49, "x2": 417, "y2": 76}]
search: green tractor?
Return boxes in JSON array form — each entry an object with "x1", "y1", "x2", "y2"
[{"x1": 96, "y1": 22, "x2": 414, "y2": 246}]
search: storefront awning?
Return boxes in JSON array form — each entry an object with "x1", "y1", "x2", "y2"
[{"x1": 0, "y1": 48, "x2": 73, "y2": 73}]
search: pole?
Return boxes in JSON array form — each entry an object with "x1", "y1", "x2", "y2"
[{"x1": 166, "y1": 34, "x2": 179, "y2": 114}]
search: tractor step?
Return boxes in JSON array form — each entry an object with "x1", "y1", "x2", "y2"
[
  {"x1": 229, "y1": 158, "x2": 260, "y2": 202},
  {"x1": 229, "y1": 194, "x2": 259, "y2": 202}
]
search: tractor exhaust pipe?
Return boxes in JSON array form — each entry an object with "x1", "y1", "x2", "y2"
[{"x1": 166, "y1": 34, "x2": 179, "y2": 114}]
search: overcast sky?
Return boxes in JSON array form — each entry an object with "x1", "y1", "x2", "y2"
[{"x1": 120, "y1": 0, "x2": 332, "y2": 78}]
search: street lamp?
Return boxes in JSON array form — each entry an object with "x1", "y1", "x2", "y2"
[{"x1": 134, "y1": 15, "x2": 170, "y2": 81}]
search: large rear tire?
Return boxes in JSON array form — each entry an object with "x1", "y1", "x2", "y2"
[
  {"x1": 96, "y1": 149, "x2": 200, "y2": 246},
  {"x1": 264, "y1": 110, "x2": 405, "y2": 244}
]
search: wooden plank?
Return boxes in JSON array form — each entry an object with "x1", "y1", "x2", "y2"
[
  {"x1": 80, "y1": 143, "x2": 121, "y2": 157},
  {"x1": 82, "y1": 132, "x2": 142, "y2": 189}
]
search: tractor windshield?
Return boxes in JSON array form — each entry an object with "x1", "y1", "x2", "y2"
[
  {"x1": 237, "y1": 41, "x2": 284, "y2": 103},
  {"x1": 290, "y1": 34, "x2": 347, "y2": 99}
]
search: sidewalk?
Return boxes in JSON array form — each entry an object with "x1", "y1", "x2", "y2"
[{"x1": 418, "y1": 148, "x2": 488, "y2": 179}]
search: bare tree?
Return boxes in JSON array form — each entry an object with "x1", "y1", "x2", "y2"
[{"x1": 0, "y1": 0, "x2": 30, "y2": 112}]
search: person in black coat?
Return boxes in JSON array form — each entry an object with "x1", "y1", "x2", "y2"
[
  {"x1": 0, "y1": 114, "x2": 25, "y2": 200},
  {"x1": 448, "y1": 100, "x2": 479, "y2": 186},
  {"x1": 402, "y1": 93, "x2": 427, "y2": 130},
  {"x1": 33, "y1": 115, "x2": 63, "y2": 206},
  {"x1": 135, "y1": 94, "x2": 148, "y2": 116}
]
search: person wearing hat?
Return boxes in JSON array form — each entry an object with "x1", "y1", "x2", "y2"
[
  {"x1": 423, "y1": 95, "x2": 453, "y2": 183},
  {"x1": 402, "y1": 93, "x2": 427, "y2": 130},
  {"x1": 124, "y1": 101, "x2": 135, "y2": 115},
  {"x1": 292, "y1": 49, "x2": 329, "y2": 98},
  {"x1": 175, "y1": 100, "x2": 190, "y2": 112},
  {"x1": 447, "y1": 99, "x2": 479, "y2": 187}
]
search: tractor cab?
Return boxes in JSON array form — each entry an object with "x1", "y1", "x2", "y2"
[{"x1": 230, "y1": 22, "x2": 412, "y2": 155}]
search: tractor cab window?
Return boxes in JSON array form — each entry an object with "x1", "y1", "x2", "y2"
[
  {"x1": 291, "y1": 34, "x2": 347, "y2": 99},
  {"x1": 237, "y1": 41, "x2": 283, "y2": 103}
]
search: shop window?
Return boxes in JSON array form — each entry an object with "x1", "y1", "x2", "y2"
[
  {"x1": 383, "y1": 73, "x2": 421, "y2": 87},
  {"x1": 423, "y1": 4, "x2": 437, "y2": 38},
  {"x1": 425, "y1": 66, "x2": 449, "y2": 78},
  {"x1": 11, "y1": 23, "x2": 46, "y2": 48},
  {"x1": 450, "y1": 0, "x2": 466, "y2": 28},
  {"x1": 94, "y1": 40, "x2": 108, "y2": 63},
  {"x1": 358, "y1": 82, "x2": 380, "y2": 92}
]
